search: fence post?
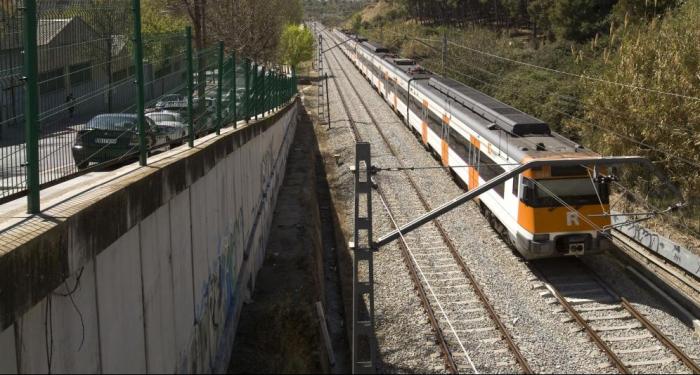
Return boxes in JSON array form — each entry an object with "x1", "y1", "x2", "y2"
[
  {"x1": 278, "y1": 69, "x2": 282, "y2": 108},
  {"x1": 216, "y1": 41, "x2": 224, "y2": 135},
  {"x1": 252, "y1": 63, "x2": 258, "y2": 121},
  {"x1": 276, "y1": 70, "x2": 281, "y2": 109},
  {"x1": 185, "y1": 27, "x2": 195, "y2": 147},
  {"x1": 292, "y1": 66, "x2": 297, "y2": 95},
  {"x1": 232, "y1": 53, "x2": 237, "y2": 127},
  {"x1": 244, "y1": 59, "x2": 250, "y2": 123},
  {"x1": 22, "y1": 0, "x2": 40, "y2": 214},
  {"x1": 261, "y1": 66, "x2": 266, "y2": 116},
  {"x1": 132, "y1": 0, "x2": 147, "y2": 166}
]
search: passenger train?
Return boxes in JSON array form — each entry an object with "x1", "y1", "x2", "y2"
[{"x1": 328, "y1": 27, "x2": 616, "y2": 259}]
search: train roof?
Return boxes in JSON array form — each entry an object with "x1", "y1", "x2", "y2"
[
  {"x1": 414, "y1": 78, "x2": 595, "y2": 162},
  {"x1": 338, "y1": 29, "x2": 599, "y2": 162},
  {"x1": 385, "y1": 57, "x2": 431, "y2": 79},
  {"x1": 363, "y1": 41, "x2": 389, "y2": 54},
  {"x1": 429, "y1": 77, "x2": 550, "y2": 137}
]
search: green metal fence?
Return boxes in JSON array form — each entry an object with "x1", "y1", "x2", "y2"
[{"x1": 0, "y1": 0, "x2": 298, "y2": 212}]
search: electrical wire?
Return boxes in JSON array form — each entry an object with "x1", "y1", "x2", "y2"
[
  {"x1": 438, "y1": 64, "x2": 700, "y2": 170},
  {"x1": 52, "y1": 267, "x2": 86, "y2": 351},
  {"x1": 377, "y1": 190, "x2": 479, "y2": 374},
  {"x1": 412, "y1": 37, "x2": 700, "y2": 102},
  {"x1": 375, "y1": 162, "x2": 520, "y2": 172},
  {"x1": 368, "y1": 30, "x2": 700, "y2": 169}
]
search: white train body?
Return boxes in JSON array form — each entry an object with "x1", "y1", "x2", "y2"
[{"x1": 329, "y1": 28, "x2": 614, "y2": 259}]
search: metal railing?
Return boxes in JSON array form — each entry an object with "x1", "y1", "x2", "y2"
[{"x1": 0, "y1": 0, "x2": 298, "y2": 212}]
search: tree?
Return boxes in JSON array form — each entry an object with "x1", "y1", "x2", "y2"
[
  {"x1": 612, "y1": 0, "x2": 678, "y2": 24},
  {"x1": 63, "y1": 0, "x2": 131, "y2": 112},
  {"x1": 205, "y1": 0, "x2": 304, "y2": 62},
  {"x1": 575, "y1": 0, "x2": 700, "y2": 204},
  {"x1": 278, "y1": 24, "x2": 314, "y2": 68},
  {"x1": 549, "y1": 0, "x2": 615, "y2": 41},
  {"x1": 142, "y1": 0, "x2": 189, "y2": 73},
  {"x1": 351, "y1": 12, "x2": 363, "y2": 32}
]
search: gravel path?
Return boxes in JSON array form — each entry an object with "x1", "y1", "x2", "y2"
[{"x1": 312, "y1": 27, "x2": 700, "y2": 374}]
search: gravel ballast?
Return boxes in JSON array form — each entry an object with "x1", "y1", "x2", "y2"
[{"x1": 310, "y1": 27, "x2": 700, "y2": 374}]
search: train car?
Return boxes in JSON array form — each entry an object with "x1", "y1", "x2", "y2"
[{"x1": 329, "y1": 28, "x2": 615, "y2": 259}]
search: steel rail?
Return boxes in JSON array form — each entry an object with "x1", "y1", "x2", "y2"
[
  {"x1": 324, "y1": 25, "x2": 700, "y2": 375},
  {"x1": 539, "y1": 280, "x2": 630, "y2": 373},
  {"x1": 323, "y1": 28, "x2": 532, "y2": 374},
  {"x1": 611, "y1": 229, "x2": 700, "y2": 297},
  {"x1": 322, "y1": 31, "x2": 459, "y2": 374},
  {"x1": 537, "y1": 260, "x2": 700, "y2": 374},
  {"x1": 620, "y1": 297, "x2": 700, "y2": 373}
]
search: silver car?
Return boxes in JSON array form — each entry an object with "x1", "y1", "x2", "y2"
[{"x1": 146, "y1": 111, "x2": 188, "y2": 146}]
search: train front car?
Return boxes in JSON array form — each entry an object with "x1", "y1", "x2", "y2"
[
  {"x1": 513, "y1": 159, "x2": 615, "y2": 259},
  {"x1": 329, "y1": 29, "x2": 616, "y2": 260},
  {"x1": 428, "y1": 78, "x2": 614, "y2": 260}
]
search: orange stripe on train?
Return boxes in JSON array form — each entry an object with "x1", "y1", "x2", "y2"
[{"x1": 517, "y1": 203, "x2": 611, "y2": 233}]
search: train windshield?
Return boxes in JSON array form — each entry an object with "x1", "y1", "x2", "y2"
[{"x1": 524, "y1": 178, "x2": 609, "y2": 207}]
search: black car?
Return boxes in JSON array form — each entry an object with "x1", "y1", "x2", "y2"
[{"x1": 71, "y1": 114, "x2": 168, "y2": 170}]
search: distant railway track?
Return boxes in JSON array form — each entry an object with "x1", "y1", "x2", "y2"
[
  {"x1": 322, "y1": 28, "x2": 532, "y2": 374},
  {"x1": 533, "y1": 258, "x2": 700, "y2": 374},
  {"x1": 609, "y1": 229, "x2": 700, "y2": 305}
]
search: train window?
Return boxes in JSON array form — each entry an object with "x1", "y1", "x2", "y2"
[
  {"x1": 480, "y1": 151, "x2": 505, "y2": 197},
  {"x1": 449, "y1": 132, "x2": 469, "y2": 161},
  {"x1": 521, "y1": 177, "x2": 609, "y2": 207},
  {"x1": 512, "y1": 176, "x2": 519, "y2": 197}
]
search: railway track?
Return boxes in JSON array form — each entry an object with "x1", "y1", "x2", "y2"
[
  {"x1": 533, "y1": 258, "x2": 700, "y2": 374},
  {"x1": 610, "y1": 229, "x2": 700, "y2": 307},
  {"x1": 321, "y1": 28, "x2": 532, "y2": 374}
]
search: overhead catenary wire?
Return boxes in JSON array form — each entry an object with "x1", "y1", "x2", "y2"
[
  {"x1": 375, "y1": 162, "x2": 520, "y2": 172},
  {"x1": 411, "y1": 36, "x2": 700, "y2": 102},
  {"x1": 438, "y1": 64, "x2": 700, "y2": 170},
  {"x1": 355, "y1": 28, "x2": 697, "y2": 231},
  {"x1": 368, "y1": 29, "x2": 700, "y2": 169},
  {"x1": 377, "y1": 191, "x2": 479, "y2": 374}
]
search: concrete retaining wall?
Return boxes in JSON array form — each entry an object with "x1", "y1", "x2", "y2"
[{"x1": 0, "y1": 99, "x2": 299, "y2": 373}]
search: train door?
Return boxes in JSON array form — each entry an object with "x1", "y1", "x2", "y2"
[
  {"x1": 421, "y1": 100, "x2": 429, "y2": 145},
  {"x1": 468, "y1": 135, "x2": 480, "y2": 190},
  {"x1": 392, "y1": 79, "x2": 398, "y2": 111},
  {"x1": 505, "y1": 173, "x2": 521, "y2": 220},
  {"x1": 441, "y1": 104, "x2": 451, "y2": 167}
]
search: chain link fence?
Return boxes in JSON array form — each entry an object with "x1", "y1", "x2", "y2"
[{"x1": 0, "y1": 0, "x2": 298, "y2": 212}]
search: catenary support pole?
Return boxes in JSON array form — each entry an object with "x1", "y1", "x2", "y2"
[{"x1": 352, "y1": 142, "x2": 376, "y2": 374}]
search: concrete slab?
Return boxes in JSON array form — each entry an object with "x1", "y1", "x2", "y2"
[
  {"x1": 190, "y1": 177, "x2": 210, "y2": 320},
  {"x1": 96, "y1": 228, "x2": 147, "y2": 373},
  {"x1": 16, "y1": 270, "x2": 102, "y2": 374},
  {"x1": 0, "y1": 325, "x2": 16, "y2": 374},
  {"x1": 168, "y1": 190, "x2": 195, "y2": 370},
  {"x1": 16, "y1": 299, "x2": 48, "y2": 373},
  {"x1": 47, "y1": 262, "x2": 100, "y2": 373},
  {"x1": 139, "y1": 205, "x2": 177, "y2": 373}
]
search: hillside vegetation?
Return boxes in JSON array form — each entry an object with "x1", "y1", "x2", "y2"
[
  {"x1": 304, "y1": 0, "x2": 372, "y2": 26},
  {"x1": 349, "y1": 0, "x2": 700, "y2": 241}
]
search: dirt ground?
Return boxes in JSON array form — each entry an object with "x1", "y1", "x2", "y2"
[{"x1": 228, "y1": 109, "x2": 322, "y2": 373}]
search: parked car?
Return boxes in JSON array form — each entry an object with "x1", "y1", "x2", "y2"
[
  {"x1": 71, "y1": 114, "x2": 169, "y2": 170},
  {"x1": 146, "y1": 110, "x2": 184, "y2": 125},
  {"x1": 146, "y1": 111, "x2": 188, "y2": 144},
  {"x1": 158, "y1": 101, "x2": 189, "y2": 118},
  {"x1": 155, "y1": 94, "x2": 187, "y2": 110}
]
